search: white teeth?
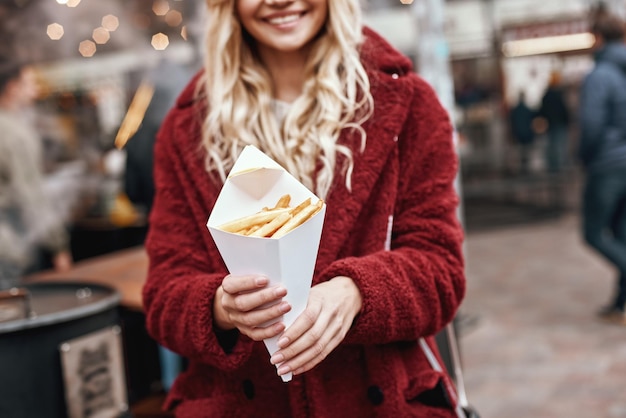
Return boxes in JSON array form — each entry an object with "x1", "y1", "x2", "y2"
[{"x1": 267, "y1": 14, "x2": 300, "y2": 25}]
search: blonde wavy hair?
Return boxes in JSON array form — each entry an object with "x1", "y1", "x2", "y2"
[{"x1": 200, "y1": 0, "x2": 373, "y2": 198}]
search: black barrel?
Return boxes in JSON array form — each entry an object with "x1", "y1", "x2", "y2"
[{"x1": 0, "y1": 282, "x2": 128, "y2": 418}]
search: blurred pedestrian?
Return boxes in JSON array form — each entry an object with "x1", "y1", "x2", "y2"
[
  {"x1": 124, "y1": 59, "x2": 195, "y2": 392},
  {"x1": 124, "y1": 59, "x2": 195, "y2": 219},
  {"x1": 0, "y1": 56, "x2": 72, "y2": 289},
  {"x1": 579, "y1": 14, "x2": 626, "y2": 325},
  {"x1": 142, "y1": 0, "x2": 466, "y2": 416},
  {"x1": 539, "y1": 71, "x2": 571, "y2": 173},
  {"x1": 510, "y1": 91, "x2": 536, "y2": 175}
]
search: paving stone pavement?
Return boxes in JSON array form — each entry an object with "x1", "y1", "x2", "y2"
[{"x1": 459, "y1": 214, "x2": 626, "y2": 418}]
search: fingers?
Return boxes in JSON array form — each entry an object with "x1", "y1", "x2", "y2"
[
  {"x1": 221, "y1": 274, "x2": 286, "y2": 313},
  {"x1": 218, "y1": 274, "x2": 292, "y2": 341},
  {"x1": 241, "y1": 319, "x2": 287, "y2": 341},
  {"x1": 274, "y1": 305, "x2": 320, "y2": 351},
  {"x1": 282, "y1": 332, "x2": 343, "y2": 376},
  {"x1": 222, "y1": 274, "x2": 268, "y2": 294},
  {"x1": 228, "y1": 300, "x2": 292, "y2": 339},
  {"x1": 222, "y1": 284, "x2": 287, "y2": 313},
  {"x1": 268, "y1": 278, "x2": 362, "y2": 377},
  {"x1": 271, "y1": 310, "x2": 341, "y2": 376}
]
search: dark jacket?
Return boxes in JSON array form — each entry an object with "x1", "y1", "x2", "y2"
[
  {"x1": 125, "y1": 61, "x2": 193, "y2": 215},
  {"x1": 539, "y1": 87, "x2": 570, "y2": 128},
  {"x1": 510, "y1": 101, "x2": 536, "y2": 144},
  {"x1": 143, "y1": 28, "x2": 465, "y2": 417},
  {"x1": 579, "y1": 42, "x2": 626, "y2": 172}
]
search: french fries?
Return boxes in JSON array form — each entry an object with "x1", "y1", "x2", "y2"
[{"x1": 217, "y1": 194, "x2": 323, "y2": 238}]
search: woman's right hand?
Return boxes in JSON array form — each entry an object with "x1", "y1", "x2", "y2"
[{"x1": 213, "y1": 275, "x2": 291, "y2": 341}]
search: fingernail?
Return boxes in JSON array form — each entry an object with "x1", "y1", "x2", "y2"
[
  {"x1": 274, "y1": 287, "x2": 287, "y2": 297},
  {"x1": 255, "y1": 276, "x2": 268, "y2": 286},
  {"x1": 270, "y1": 353, "x2": 284, "y2": 365},
  {"x1": 277, "y1": 365, "x2": 290, "y2": 375},
  {"x1": 278, "y1": 302, "x2": 290, "y2": 313},
  {"x1": 278, "y1": 337, "x2": 289, "y2": 348}
]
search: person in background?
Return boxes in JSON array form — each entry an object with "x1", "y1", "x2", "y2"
[
  {"x1": 579, "y1": 14, "x2": 626, "y2": 325},
  {"x1": 125, "y1": 60, "x2": 195, "y2": 219},
  {"x1": 539, "y1": 71, "x2": 571, "y2": 173},
  {"x1": 0, "y1": 56, "x2": 72, "y2": 289},
  {"x1": 124, "y1": 59, "x2": 195, "y2": 393},
  {"x1": 142, "y1": 0, "x2": 466, "y2": 416},
  {"x1": 510, "y1": 91, "x2": 536, "y2": 175}
]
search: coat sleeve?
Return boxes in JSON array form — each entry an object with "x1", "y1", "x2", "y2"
[
  {"x1": 142, "y1": 108, "x2": 255, "y2": 370},
  {"x1": 320, "y1": 76, "x2": 465, "y2": 344}
]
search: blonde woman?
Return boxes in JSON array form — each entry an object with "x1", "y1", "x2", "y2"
[{"x1": 143, "y1": 0, "x2": 466, "y2": 416}]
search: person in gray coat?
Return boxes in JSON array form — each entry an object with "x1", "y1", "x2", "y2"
[
  {"x1": 0, "y1": 56, "x2": 72, "y2": 288},
  {"x1": 579, "y1": 14, "x2": 626, "y2": 324}
]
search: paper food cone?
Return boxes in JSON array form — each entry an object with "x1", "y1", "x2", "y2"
[{"x1": 207, "y1": 145, "x2": 326, "y2": 382}]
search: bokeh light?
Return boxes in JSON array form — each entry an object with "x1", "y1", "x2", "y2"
[
  {"x1": 102, "y1": 14, "x2": 120, "y2": 32},
  {"x1": 67, "y1": 0, "x2": 81, "y2": 7},
  {"x1": 152, "y1": 0, "x2": 170, "y2": 16},
  {"x1": 165, "y1": 10, "x2": 183, "y2": 27},
  {"x1": 92, "y1": 27, "x2": 110, "y2": 44},
  {"x1": 46, "y1": 23, "x2": 64, "y2": 40},
  {"x1": 151, "y1": 33, "x2": 169, "y2": 50},
  {"x1": 79, "y1": 40, "x2": 97, "y2": 57}
]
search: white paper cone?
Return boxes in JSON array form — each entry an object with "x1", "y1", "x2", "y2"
[{"x1": 207, "y1": 146, "x2": 326, "y2": 383}]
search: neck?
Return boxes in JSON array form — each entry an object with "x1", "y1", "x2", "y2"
[{"x1": 259, "y1": 48, "x2": 309, "y2": 103}]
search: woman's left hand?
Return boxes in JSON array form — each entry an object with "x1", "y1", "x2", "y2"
[{"x1": 269, "y1": 276, "x2": 362, "y2": 377}]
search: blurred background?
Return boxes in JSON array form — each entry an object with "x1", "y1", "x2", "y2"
[{"x1": 0, "y1": 0, "x2": 625, "y2": 417}]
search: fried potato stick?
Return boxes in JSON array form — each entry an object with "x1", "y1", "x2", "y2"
[
  {"x1": 247, "y1": 225, "x2": 261, "y2": 235},
  {"x1": 218, "y1": 208, "x2": 291, "y2": 233},
  {"x1": 262, "y1": 194, "x2": 292, "y2": 211},
  {"x1": 238, "y1": 224, "x2": 262, "y2": 236},
  {"x1": 273, "y1": 194, "x2": 291, "y2": 209},
  {"x1": 288, "y1": 197, "x2": 311, "y2": 217},
  {"x1": 249, "y1": 212, "x2": 292, "y2": 237},
  {"x1": 272, "y1": 199, "x2": 323, "y2": 239}
]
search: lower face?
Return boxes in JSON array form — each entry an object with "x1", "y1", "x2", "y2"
[{"x1": 236, "y1": 0, "x2": 329, "y2": 59}]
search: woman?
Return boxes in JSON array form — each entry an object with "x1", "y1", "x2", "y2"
[
  {"x1": 143, "y1": 0, "x2": 466, "y2": 416},
  {"x1": 0, "y1": 58, "x2": 72, "y2": 287}
]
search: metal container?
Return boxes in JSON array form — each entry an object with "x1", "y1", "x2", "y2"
[{"x1": 0, "y1": 282, "x2": 129, "y2": 418}]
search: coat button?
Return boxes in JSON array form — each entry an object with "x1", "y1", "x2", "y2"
[
  {"x1": 242, "y1": 379, "x2": 255, "y2": 400},
  {"x1": 367, "y1": 385, "x2": 384, "y2": 405}
]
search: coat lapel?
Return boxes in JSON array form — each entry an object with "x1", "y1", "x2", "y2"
[{"x1": 316, "y1": 72, "x2": 414, "y2": 270}]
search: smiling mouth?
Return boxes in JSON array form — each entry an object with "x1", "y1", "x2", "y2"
[{"x1": 266, "y1": 12, "x2": 305, "y2": 26}]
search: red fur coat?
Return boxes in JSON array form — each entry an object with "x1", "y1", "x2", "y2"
[{"x1": 143, "y1": 28, "x2": 465, "y2": 418}]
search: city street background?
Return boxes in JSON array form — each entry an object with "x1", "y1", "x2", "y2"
[{"x1": 461, "y1": 212, "x2": 626, "y2": 418}]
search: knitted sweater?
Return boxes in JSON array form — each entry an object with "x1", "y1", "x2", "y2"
[{"x1": 143, "y1": 28, "x2": 465, "y2": 418}]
